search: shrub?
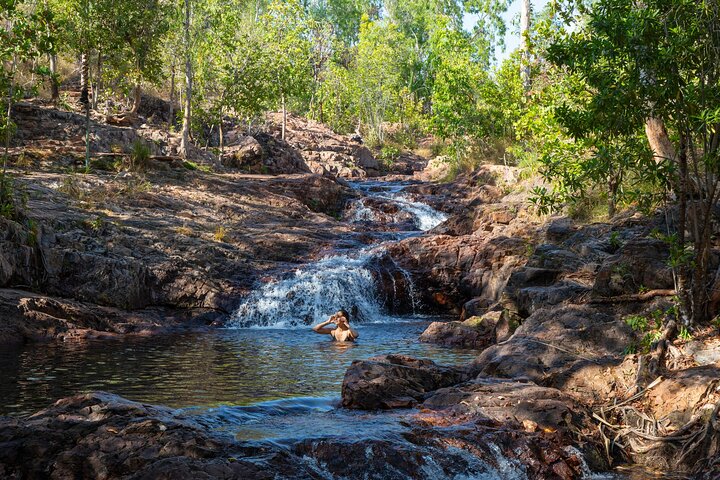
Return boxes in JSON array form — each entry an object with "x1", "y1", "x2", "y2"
[
  {"x1": 130, "y1": 140, "x2": 151, "y2": 171},
  {"x1": 213, "y1": 226, "x2": 228, "y2": 242}
]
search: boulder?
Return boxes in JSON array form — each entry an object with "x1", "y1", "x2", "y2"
[
  {"x1": 593, "y1": 237, "x2": 674, "y2": 297},
  {"x1": 419, "y1": 320, "x2": 494, "y2": 349},
  {"x1": 221, "y1": 135, "x2": 263, "y2": 169},
  {"x1": 352, "y1": 146, "x2": 378, "y2": 170},
  {"x1": 341, "y1": 354, "x2": 470, "y2": 409},
  {"x1": 422, "y1": 377, "x2": 590, "y2": 436},
  {"x1": 419, "y1": 311, "x2": 512, "y2": 349}
]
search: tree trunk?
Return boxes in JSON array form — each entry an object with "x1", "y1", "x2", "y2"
[
  {"x1": 168, "y1": 63, "x2": 176, "y2": 131},
  {"x1": 131, "y1": 83, "x2": 142, "y2": 114},
  {"x1": 80, "y1": 52, "x2": 91, "y2": 170},
  {"x1": 676, "y1": 133, "x2": 691, "y2": 324},
  {"x1": 608, "y1": 178, "x2": 617, "y2": 218},
  {"x1": 92, "y1": 52, "x2": 102, "y2": 110},
  {"x1": 645, "y1": 117, "x2": 675, "y2": 163},
  {"x1": 281, "y1": 93, "x2": 287, "y2": 141},
  {"x1": 2, "y1": 55, "x2": 16, "y2": 199},
  {"x1": 179, "y1": 0, "x2": 192, "y2": 159},
  {"x1": 80, "y1": 52, "x2": 90, "y2": 107},
  {"x1": 520, "y1": 0, "x2": 532, "y2": 94},
  {"x1": 49, "y1": 54, "x2": 59, "y2": 101},
  {"x1": 218, "y1": 112, "x2": 224, "y2": 161}
]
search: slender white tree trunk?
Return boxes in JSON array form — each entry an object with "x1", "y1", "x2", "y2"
[
  {"x1": 168, "y1": 62, "x2": 176, "y2": 131},
  {"x1": 520, "y1": 0, "x2": 532, "y2": 94},
  {"x1": 80, "y1": 52, "x2": 91, "y2": 169},
  {"x1": 281, "y1": 93, "x2": 287, "y2": 141},
  {"x1": 92, "y1": 52, "x2": 102, "y2": 110},
  {"x1": 180, "y1": 0, "x2": 192, "y2": 158},
  {"x1": 49, "y1": 54, "x2": 59, "y2": 101}
]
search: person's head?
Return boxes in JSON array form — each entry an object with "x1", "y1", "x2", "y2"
[{"x1": 336, "y1": 309, "x2": 350, "y2": 327}]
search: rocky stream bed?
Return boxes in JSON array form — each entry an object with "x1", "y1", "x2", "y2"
[{"x1": 1, "y1": 103, "x2": 719, "y2": 479}]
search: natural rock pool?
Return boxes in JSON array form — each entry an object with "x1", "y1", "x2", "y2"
[{"x1": 0, "y1": 319, "x2": 479, "y2": 419}]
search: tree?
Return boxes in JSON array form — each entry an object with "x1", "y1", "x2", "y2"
[
  {"x1": 106, "y1": 0, "x2": 170, "y2": 114},
  {"x1": 179, "y1": 0, "x2": 192, "y2": 158},
  {"x1": 352, "y1": 15, "x2": 415, "y2": 144},
  {"x1": 547, "y1": 0, "x2": 720, "y2": 324},
  {"x1": 1, "y1": 0, "x2": 53, "y2": 214},
  {"x1": 427, "y1": 22, "x2": 488, "y2": 140},
  {"x1": 519, "y1": 0, "x2": 530, "y2": 93},
  {"x1": 259, "y1": 0, "x2": 313, "y2": 140}
]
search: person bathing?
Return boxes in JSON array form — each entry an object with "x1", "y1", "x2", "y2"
[{"x1": 312, "y1": 309, "x2": 359, "y2": 342}]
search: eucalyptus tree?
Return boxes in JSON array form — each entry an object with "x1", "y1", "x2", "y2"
[
  {"x1": 258, "y1": 0, "x2": 313, "y2": 139},
  {"x1": 353, "y1": 15, "x2": 416, "y2": 144},
  {"x1": 106, "y1": 0, "x2": 171, "y2": 114},
  {"x1": 49, "y1": 0, "x2": 105, "y2": 166},
  {"x1": 192, "y1": 0, "x2": 273, "y2": 153},
  {"x1": 179, "y1": 0, "x2": 191, "y2": 158}
]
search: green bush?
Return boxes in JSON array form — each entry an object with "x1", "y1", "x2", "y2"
[{"x1": 130, "y1": 140, "x2": 151, "y2": 171}]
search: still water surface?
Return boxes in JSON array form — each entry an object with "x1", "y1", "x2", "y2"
[{"x1": 0, "y1": 320, "x2": 478, "y2": 418}]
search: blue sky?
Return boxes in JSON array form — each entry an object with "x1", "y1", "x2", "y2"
[{"x1": 463, "y1": 0, "x2": 550, "y2": 64}]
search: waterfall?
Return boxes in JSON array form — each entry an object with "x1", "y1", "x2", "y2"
[
  {"x1": 229, "y1": 181, "x2": 447, "y2": 329},
  {"x1": 229, "y1": 251, "x2": 386, "y2": 328},
  {"x1": 388, "y1": 193, "x2": 447, "y2": 231}
]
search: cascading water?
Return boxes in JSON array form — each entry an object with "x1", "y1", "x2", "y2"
[
  {"x1": 231, "y1": 251, "x2": 385, "y2": 328},
  {"x1": 384, "y1": 193, "x2": 447, "y2": 231},
  {"x1": 228, "y1": 181, "x2": 447, "y2": 329},
  {"x1": 345, "y1": 181, "x2": 448, "y2": 232}
]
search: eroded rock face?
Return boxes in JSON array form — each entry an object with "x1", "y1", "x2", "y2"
[
  {"x1": 0, "y1": 172, "x2": 355, "y2": 344},
  {"x1": 593, "y1": 237, "x2": 674, "y2": 297},
  {"x1": 230, "y1": 112, "x2": 382, "y2": 178},
  {"x1": 0, "y1": 289, "x2": 216, "y2": 345},
  {"x1": 473, "y1": 305, "x2": 637, "y2": 396},
  {"x1": 341, "y1": 354, "x2": 470, "y2": 409},
  {"x1": 386, "y1": 235, "x2": 530, "y2": 313}
]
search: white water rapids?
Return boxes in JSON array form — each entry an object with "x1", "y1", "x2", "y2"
[{"x1": 229, "y1": 181, "x2": 447, "y2": 328}]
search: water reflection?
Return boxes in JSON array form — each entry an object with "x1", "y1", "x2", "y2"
[{"x1": 0, "y1": 320, "x2": 479, "y2": 417}]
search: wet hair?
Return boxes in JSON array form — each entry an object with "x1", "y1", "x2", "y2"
[{"x1": 339, "y1": 309, "x2": 350, "y2": 321}]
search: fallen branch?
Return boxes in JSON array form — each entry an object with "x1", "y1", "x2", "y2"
[
  {"x1": 521, "y1": 337, "x2": 601, "y2": 364},
  {"x1": 605, "y1": 376, "x2": 663, "y2": 412},
  {"x1": 588, "y1": 289, "x2": 676, "y2": 304}
]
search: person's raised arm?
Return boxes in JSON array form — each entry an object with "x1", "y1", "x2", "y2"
[{"x1": 312, "y1": 319, "x2": 335, "y2": 335}]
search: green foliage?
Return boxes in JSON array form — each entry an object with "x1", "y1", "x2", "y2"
[
  {"x1": 678, "y1": 325, "x2": 693, "y2": 342},
  {"x1": 377, "y1": 144, "x2": 400, "y2": 167},
  {"x1": 625, "y1": 310, "x2": 665, "y2": 354},
  {"x1": 625, "y1": 314, "x2": 650, "y2": 333},
  {"x1": 182, "y1": 160, "x2": 211, "y2": 173},
  {"x1": 0, "y1": 173, "x2": 16, "y2": 219},
  {"x1": 130, "y1": 140, "x2": 151, "y2": 171}
]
